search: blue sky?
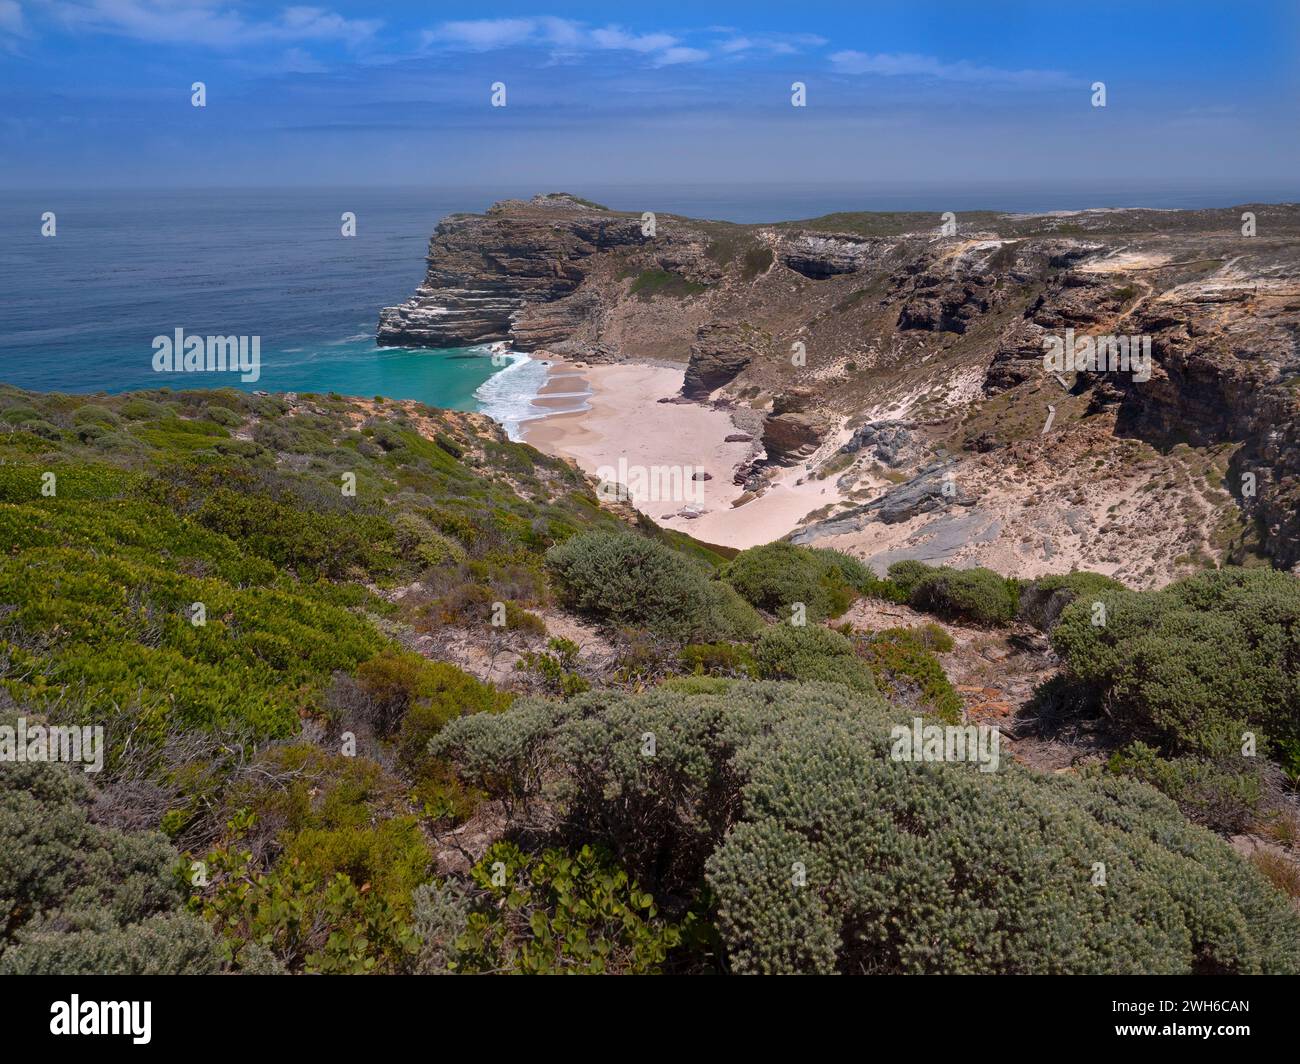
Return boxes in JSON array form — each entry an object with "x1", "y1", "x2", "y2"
[{"x1": 2, "y1": 1, "x2": 1298, "y2": 189}]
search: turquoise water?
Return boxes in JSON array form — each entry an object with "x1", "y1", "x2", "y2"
[
  {"x1": 0, "y1": 187, "x2": 522, "y2": 410},
  {"x1": 232, "y1": 338, "x2": 503, "y2": 408}
]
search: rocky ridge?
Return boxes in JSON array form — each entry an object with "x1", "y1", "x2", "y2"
[{"x1": 380, "y1": 193, "x2": 1300, "y2": 581}]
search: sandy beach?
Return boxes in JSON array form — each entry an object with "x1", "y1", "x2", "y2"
[{"x1": 521, "y1": 360, "x2": 843, "y2": 550}]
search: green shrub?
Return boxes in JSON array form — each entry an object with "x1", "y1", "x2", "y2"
[
  {"x1": 723, "y1": 542, "x2": 865, "y2": 621},
  {"x1": 345, "y1": 650, "x2": 506, "y2": 746},
  {"x1": 1052, "y1": 567, "x2": 1300, "y2": 758},
  {"x1": 906, "y1": 565, "x2": 1021, "y2": 626},
  {"x1": 1105, "y1": 742, "x2": 1263, "y2": 834},
  {"x1": 72, "y1": 403, "x2": 120, "y2": 427},
  {"x1": 628, "y1": 269, "x2": 708, "y2": 299},
  {"x1": 392, "y1": 662, "x2": 509, "y2": 799},
  {"x1": 857, "y1": 626, "x2": 962, "y2": 722},
  {"x1": 196, "y1": 487, "x2": 397, "y2": 579},
  {"x1": 545, "y1": 531, "x2": 758, "y2": 640},
  {"x1": 660, "y1": 675, "x2": 734, "y2": 696},
  {"x1": 912, "y1": 621, "x2": 955, "y2": 652},
  {"x1": 121, "y1": 398, "x2": 166, "y2": 420},
  {"x1": 394, "y1": 511, "x2": 466, "y2": 570},
  {"x1": 421, "y1": 842, "x2": 683, "y2": 974},
  {"x1": 885, "y1": 559, "x2": 935, "y2": 598},
  {"x1": 0, "y1": 543, "x2": 383, "y2": 741},
  {"x1": 696, "y1": 580, "x2": 764, "y2": 640},
  {"x1": 517, "y1": 637, "x2": 591, "y2": 698},
  {"x1": 1019, "y1": 571, "x2": 1126, "y2": 630},
  {"x1": 680, "y1": 642, "x2": 755, "y2": 677},
  {"x1": 282, "y1": 816, "x2": 430, "y2": 913},
  {"x1": 197, "y1": 845, "x2": 418, "y2": 974},
  {"x1": 500, "y1": 600, "x2": 546, "y2": 636},
  {"x1": 19, "y1": 420, "x2": 61, "y2": 440},
  {"x1": 0, "y1": 462, "x2": 136, "y2": 502},
  {"x1": 132, "y1": 417, "x2": 230, "y2": 452},
  {"x1": 433, "y1": 682, "x2": 1300, "y2": 974},
  {"x1": 205, "y1": 405, "x2": 243, "y2": 428},
  {"x1": 751, "y1": 624, "x2": 878, "y2": 694},
  {"x1": 0, "y1": 404, "x2": 41, "y2": 425}
]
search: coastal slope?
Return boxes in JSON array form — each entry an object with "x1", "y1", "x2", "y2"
[{"x1": 380, "y1": 193, "x2": 1300, "y2": 583}]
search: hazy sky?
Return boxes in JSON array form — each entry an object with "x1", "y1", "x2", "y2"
[{"x1": 2, "y1": 1, "x2": 1298, "y2": 189}]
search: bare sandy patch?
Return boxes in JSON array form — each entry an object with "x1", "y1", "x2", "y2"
[{"x1": 522, "y1": 363, "x2": 845, "y2": 549}]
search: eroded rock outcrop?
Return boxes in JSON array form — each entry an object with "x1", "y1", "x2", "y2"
[
  {"x1": 791, "y1": 462, "x2": 976, "y2": 542},
  {"x1": 378, "y1": 194, "x2": 647, "y2": 349},
  {"x1": 896, "y1": 272, "x2": 996, "y2": 334},
  {"x1": 681, "y1": 323, "x2": 757, "y2": 399},
  {"x1": 778, "y1": 232, "x2": 885, "y2": 279},
  {"x1": 840, "y1": 420, "x2": 923, "y2": 468},
  {"x1": 760, "y1": 390, "x2": 832, "y2": 466}
]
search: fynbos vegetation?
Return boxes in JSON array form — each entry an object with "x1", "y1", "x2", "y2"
[{"x1": 3, "y1": 384, "x2": 1298, "y2": 979}]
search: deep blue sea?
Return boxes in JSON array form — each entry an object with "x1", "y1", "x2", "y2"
[{"x1": 2, "y1": 182, "x2": 1295, "y2": 427}]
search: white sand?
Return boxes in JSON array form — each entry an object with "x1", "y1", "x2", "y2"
[{"x1": 521, "y1": 362, "x2": 842, "y2": 549}]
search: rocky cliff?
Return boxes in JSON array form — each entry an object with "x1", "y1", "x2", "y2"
[{"x1": 380, "y1": 194, "x2": 1300, "y2": 580}]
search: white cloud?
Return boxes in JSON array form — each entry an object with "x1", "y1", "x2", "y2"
[
  {"x1": 423, "y1": 17, "x2": 543, "y2": 51},
  {"x1": 0, "y1": 0, "x2": 24, "y2": 34},
  {"x1": 421, "y1": 16, "x2": 707, "y2": 66},
  {"x1": 589, "y1": 26, "x2": 677, "y2": 54},
  {"x1": 281, "y1": 46, "x2": 327, "y2": 74},
  {"x1": 653, "y1": 46, "x2": 709, "y2": 67},
  {"x1": 0, "y1": 0, "x2": 25, "y2": 52},
  {"x1": 48, "y1": 1, "x2": 380, "y2": 48},
  {"x1": 830, "y1": 50, "x2": 1070, "y2": 87},
  {"x1": 718, "y1": 36, "x2": 752, "y2": 54},
  {"x1": 716, "y1": 32, "x2": 827, "y2": 57}
]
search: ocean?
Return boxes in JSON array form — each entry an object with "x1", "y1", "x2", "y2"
[{"x1": 3, "y1": 183, "x2": 1295, "y2": 436}]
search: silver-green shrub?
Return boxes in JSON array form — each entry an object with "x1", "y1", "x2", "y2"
[
  {"x1": 1051, "y1": 566, "x2": 1300, "y2": 758},
  {"x1": 751, "y1": 623, "x2": 877, "y2": 694},
  {"x1": 0, "y1": 755, "x2": 220, "y2": 975},
  {"x1": 433, "y1": 681, "x2": 1300, "y2": 974},
  {"x1": 545, "y1": 531, "x2": 759, "y2": 641}
]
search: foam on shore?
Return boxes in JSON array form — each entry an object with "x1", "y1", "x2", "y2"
[{"x1": 473, "y1": 348, "x2": 589, "y2": 440}]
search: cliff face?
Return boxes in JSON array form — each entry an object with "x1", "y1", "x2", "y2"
[
  {"x1": 378, "y1": 193, "x2": 709, "y2": 352},
  {"x1": 380, "y1": 194, "x2": 1300, "y2": 578},
  {"x1": 377, "y1": 196, "x2": 637, "y2": 347}
]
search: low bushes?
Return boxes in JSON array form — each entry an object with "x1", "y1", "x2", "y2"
[
  {"x1": 0, "y1": 752, "x2": 220, "y2": 975},
  {"x1": 345, "y1": 649, "x2": 507, "y2": 746},
  {"x1": 1105, "y1": 742, "x2": 1263, "y2": 834},
  {"x1": 751, "y1": 624, "x2": 877, "y2": 694},
  {"x1": 545, "y1": 531, "x2": 759, "y2": 641},
  {"x1": 432, "y1": 682, "x2": 1300, "y2": 974},
  {"x1": 0, "y1": 546, "x2": 384, "y2": 742},
  {"x1": 722, "y1": 542, "x2": 868, "y2": 621},
  {"x1": 1052, "y1": 567, "x2": 1300, "y2": 762},
  {"x1": 196, "y1": 487, "x2": 397, "y2": 580},
  {"x1": 856, "y1": 626, "x2": 962, "y2": 723},
  {"x1": 516, "y1": 637, "x2": 590, "y2": 698},
  {"x1": 888, "y1": 560, "x2": 1021, "y2": 626},
  {"x1": 199, "y1": 747, "x2": 435, "y2": 973},
  {"x1": 680, "y1": 642, "x2": 755, "y2": 678},
  {"x1": 393, "y1": 511, "x2": 466, "y2": 570},
  {"x1": 1018, "y1": 571, "x2": 1126, "y2": 630},
  {"x1": 198, "y1": 846, "x2": 419, "y2": 974},
  {"x1": 414, "y1": 842, "x2": 683, "y2": 974}
]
